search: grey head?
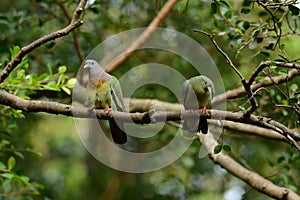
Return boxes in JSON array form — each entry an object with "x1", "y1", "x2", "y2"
[{"x1": 83, "y1": 59, "x2": 111, "y2": 81}]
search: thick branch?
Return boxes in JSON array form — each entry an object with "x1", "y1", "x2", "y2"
[
  {"x1": 198, "y1": 133, "x2": 300, "y2": 200},
  {"x1": 0, "y1": 90, "x2": 299, "y2": 150},
  {"x1": 105, "y1": 0, "x2": 178, "y2": 72},
  {"x1": 216, "y1": 121, "x2": 287, "y2": 141},
  {"x1": 0, "y1": 0, "x2": 87, "y2": 83}
]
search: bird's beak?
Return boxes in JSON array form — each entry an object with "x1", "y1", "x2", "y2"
[{"x1": 83, "y1": 64, "x2": 89, "y2": 70}]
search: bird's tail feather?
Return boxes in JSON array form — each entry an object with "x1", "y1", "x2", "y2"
[
  {"x1": 183, "y1": 117, "x2": 208, "y2": 134},
  {"x1": 199, "y1": 118, "x2": 208, "y2": 134},
  {"x1": 109, "y1": 119, "x2": 127, "y2": 144}
]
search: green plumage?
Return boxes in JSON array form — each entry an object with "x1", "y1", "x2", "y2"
[
  {"x1": 182, "y1": 75, "x2": 215, "y2": 134},
  {"x1": 85, "y1": 60, "x2": 127, "y2": 144},
  {"x1": 88, "y1": 76, "x2": 124, "y2": 110}
]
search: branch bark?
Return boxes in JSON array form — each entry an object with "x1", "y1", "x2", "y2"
[
  {"x1": 0, "y1": 89, "x2": 299, "y2": 150},
  {"x1": 0, "y1": 0, "x2": 87, "y2": 83},
  {"x1": 212, "y1": 68, "x2": 300, "y2": 106},
  {"x1": 198, "y1": 133, "x2": 300, "y2": 200}
]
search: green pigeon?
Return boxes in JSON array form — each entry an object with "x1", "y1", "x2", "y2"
[
  {"x1": 84, "y1": 59, "x2": 127, "y2": 144},
  {"x1": 182, "y1": 75, "x2": 215, "y2": 134}
]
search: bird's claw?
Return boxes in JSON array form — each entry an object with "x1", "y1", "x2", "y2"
[
  {"x1": 104, "y1": 108, "x2": 113, "y2": 112},
  {"x1": 200, "y1": 107, "x2": 207, "y2": 113}
]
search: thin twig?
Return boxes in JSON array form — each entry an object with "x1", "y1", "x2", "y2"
[
  {"x1": 248, "y1": 61, "x2": 300, "y2": 85},
  {"x1": 193, "y1": 29, "x2": 243, "y2": 79},
  {"x1": 55, "y1": 0, "x2": 85, "y2": 62},
  {"x1": 0, "y1": 0, "x2": 87, "y2": 83},
  {"x1": 193, "y1": 28, "x2": 258, "y2": 114},
  {"x1": 213, "y1": 68, "x2": 300, "y2": 106}
]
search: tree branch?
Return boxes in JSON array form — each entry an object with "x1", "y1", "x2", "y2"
[
  {"x1": 198, "y1": 133, "x2": 300, "y2": 200},
  {"x1": 212, "y1": 68, "x2": 300, "y2": 106},
  {"x1": 193, "y1": 29, "x2": 258, "y2": 114},
  {"x1": 0, "y1": 0, "x2": 87, "y2": 83},
  {"x1": 248, "y1": 61, "x2": 300, "y2": 85},
  {"x1": 0, "y1": 90, "x2": 299, "y2": 150},
  {"x1": 55, "y1": 0, "x2": 85, "y2": 62},
  {"x1": 214, "y1": 121, "x2": 287, "y2": 141},
  {"x1": 105, "y1": 0, "x2": 178, "y2": 72}
]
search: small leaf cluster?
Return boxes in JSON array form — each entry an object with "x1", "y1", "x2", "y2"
[
  {"x1": 1, "y1": 46, "x2": 76, "y2": 98},
  {"x1": 209, "y1": 0, "x2": 300, "y2": 58},
  {"x1": 0, "y1": 156, "x2": 43, "y2": 199}
]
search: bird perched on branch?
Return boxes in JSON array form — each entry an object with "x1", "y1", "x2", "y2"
[
  {"x1": 182, "y1": 75, "x2": 215, "y2": 134},
  {"x1": 84, "y1": 59, "x2": 127, "y2": 144}
]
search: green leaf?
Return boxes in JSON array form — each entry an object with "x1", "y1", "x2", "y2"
[
  {"x1": 242, "y1": 0, "x2": 252, "y2": 7},
  {"x1": 0, "y1": 161, "x2": 6, "y2": 170},
  {"x1": 45, "y1": 81, "x2": 59, "y2": 91},
  {"x1": 178, "y1": 0, "x2": 189, "y2": 14},
  {"x1": 251, "y1": 29, "x2": 260, "y2": 38},
  {"x1": 290, "y1": 84, "x2": 298, "y2": 92},
  {"x1": 241, "y1": 7, "x2": 251, "y2": 14},
  {"x1": 224, "y1": 10, "x2": 232, "y2": 18},
  {"x1": 282, "y1": 173, "x2": 289, "y2": 183},
  {"x1": 38, "y1": 73, "x2": 48, "y2": 81},
  {"x1": 62, "y1": 86, "x2": 71, "y2": 95},
  {"x1": 19, "y1": 175, "x2": 30, "y2": 183},
  {"x1": 14, "y1": 151, "x2": 25, "y2": 159},
  {"x1": 214, "y1": 144, "x2": 222, "y2": 154},
  {"x1": 243, "y1": 21, "x2": 250, "y2": 30},
  {"x1": 219, "y1": 0, "x2": 230, "y2": 8},
  {"x1": 279, "y1": 44, "x2": 285, "y2": 50},
  {"x1": 58, "y1": 65, "x2": 67, "y2": 74},
  {"x1": 47, "y1": 64, "x2": 53, "y2": 75},
  {"x1": 278, "y1": 70, "x2": 288, "y2": 76},
  {"x1": 8, "y1": 157, "x2": 16, "y2": 170},
  {"x1": 1, "y1": 173, "x2": 14, "y2": 179},
  {"x1": 211, "y1": 2, "x2": 218, "y2": 14},
  {"x1": 239, "y1": 106, "x2": 246, "y2": 112},
  {"x1": 288, "y1": 5, "x2": 300, "y2": 15},
  {"x1": 223, "y1": 145, "x2": 231, "y2": 152},
  {"x1": 66, "y1": 78, "x2": 77, "y2": 88},
  {"x1": 9, "y1": 46, "x2": 21, "y2": 59},
  {"x1": 2, "y1": 179, "x2": 11, "y2": 192}
]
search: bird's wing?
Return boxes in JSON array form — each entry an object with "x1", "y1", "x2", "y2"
[
  {"x1": 109, "y1": 77, "x2": 124, "y2": 111},
  {"x1": 182, "y1": 80, "x2": 190, "y2": 108}
]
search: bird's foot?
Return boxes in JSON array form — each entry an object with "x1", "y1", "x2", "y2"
[
  {"x1": 200, "y1": 107, "x2": 207, "y2": 113},
  {"x1": 104, "y1": 108, "x2": 113, "y2": 112}
]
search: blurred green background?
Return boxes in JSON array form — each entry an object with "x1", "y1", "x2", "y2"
[{"x1": 0, "y1": 0, "x2": 300, "y2": 199}]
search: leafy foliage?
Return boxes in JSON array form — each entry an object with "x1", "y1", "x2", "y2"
[{"x1": 0, "y1": 0, "x2": 300, "y2": 199}]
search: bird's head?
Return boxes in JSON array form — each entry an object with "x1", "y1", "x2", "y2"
[{"x1": 84, "y1": 59, "x2": 110, "y2": 81}]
